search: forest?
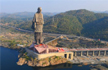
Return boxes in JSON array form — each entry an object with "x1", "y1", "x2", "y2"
[{"x1": 0, "y1": 9, "x2": 108, "y2": 40}]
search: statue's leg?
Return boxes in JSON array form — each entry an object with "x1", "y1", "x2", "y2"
[
  {"x1": 34, "y1": 32, "x2": 40, "y2": 45},
  {"x1": 37, "y1": 32, "x2": 40, "y2": 45},
  {"x1": 39, "y1": 32, "x2": 43, "y2": 44},
  {"x1": 34, "y1": 32, "x2": 37, "y2": 44}
]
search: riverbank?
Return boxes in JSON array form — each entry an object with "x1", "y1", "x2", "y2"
[
  {"x1": 1, "y1": 41, "x2": 108, "y2": 68},
  {"x1": 17, "y1": 48, "x2": 68, "y2": 67},
  {"x1": 90, "y1": 64, "x2": 108, "y2": 70},
  {"x1": 16, "y1": 48, "x2": 108, "y2": 69},
  {"x1": 1, "y1": 47, "x2": 108, "y2": 70},
  {"x1": 71, "y1": 56, "x2": 108, "y2": 65},
  {"x1": 0, "y1": 44, "x2": 21, "y2": 50},
  {"x1": 0, "y1": 41, "x2": 70, "y2": 67},
  {"x1": 0, "y1": 40, "x2": 23, "y2": 50},
  {"x1": 0, "y1": 47, "x2": 92, "y2": 70}
]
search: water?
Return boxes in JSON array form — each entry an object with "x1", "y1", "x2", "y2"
[
  {"x1": 0, "y1": 47, "x2": 92, "y2": 70},
  {"x1": 0, "y1": 47, "x2": 33, "y2": 70}
]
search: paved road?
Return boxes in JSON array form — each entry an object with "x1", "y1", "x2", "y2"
[
  {"x1": 0, "y1": 24, "x2": 108, "y2": 43},
  {"x1": 68, "y1": 48, "x2": 108, "y2": 51}
]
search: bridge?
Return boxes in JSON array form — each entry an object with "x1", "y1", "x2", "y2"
[
  {"x1": 44, "y1": 35, "x2": 108, "y2": 57},
  {"x1": 64, "y1": 48, "x2": 108, "y2": 56}
]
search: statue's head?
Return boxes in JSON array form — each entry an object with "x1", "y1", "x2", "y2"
[{"x1": 37, "y1": 7, "x2": 42, "y2": 13}]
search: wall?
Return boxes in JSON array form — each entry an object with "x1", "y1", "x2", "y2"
[
  {"x1": 25, "y1": 48, "x2": 39, "y2": 58},
  {"x1": 25, "y1": 48, "x2": 73, "y2": 60}
]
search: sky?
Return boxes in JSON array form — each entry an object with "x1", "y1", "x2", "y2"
[{"x1": 0, "y1": 0, "x2": 108, "y2": 13}]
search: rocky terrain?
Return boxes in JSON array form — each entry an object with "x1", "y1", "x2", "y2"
[
  {"x1": 0, "y1": 26, "x2": 56, "y2": 49},
  {"x1": 57, "y1": 37, "x2": 108, "y2": 48},
  {"x1": 17, "y1": 48, "x2": 68, "y2": 67},
  {"x1": 90, "y1": 64, "x2": 108, "y2": 70}
]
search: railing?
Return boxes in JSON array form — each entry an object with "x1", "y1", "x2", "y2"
[
  {"x1": 68, "y1": 48, "x2": 108, "y2": 51},
  {"x1": 45, "y1": 35, "x2": 63, "y2": 44}
]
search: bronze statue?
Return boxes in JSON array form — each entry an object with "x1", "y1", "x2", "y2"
[{"x1": 32, "y1": 7, "x2": 44, "y2": 45}]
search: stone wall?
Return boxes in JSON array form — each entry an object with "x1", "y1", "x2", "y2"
[
  {"x1": 25, "y1": 48, "x2": 39, "y2": 58},
  {"x1": 25, "y1": 48, "x2": 73, "y2": 60}
]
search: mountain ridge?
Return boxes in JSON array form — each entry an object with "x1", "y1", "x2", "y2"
[{"x1": 0, "y1": 9, "x2": 108, "y2": 40}]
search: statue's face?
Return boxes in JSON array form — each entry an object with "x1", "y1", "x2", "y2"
[{"x1": 38, "y1": 8, "x2": 42, "y2": 13}]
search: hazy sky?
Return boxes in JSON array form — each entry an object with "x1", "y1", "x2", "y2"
[{"x1": 0, "y1": 0, "x2": 108, "y2": 13}]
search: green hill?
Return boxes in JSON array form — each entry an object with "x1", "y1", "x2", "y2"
[
  {"x1": 0, "y1": 9, "x2": 108, "y2": 40},
  {"x1": 82, "y1": 17, "x2": 108, "y2": 40},
  {"x1": 44, "y1": 9, "x2": 108, "y2": 35}
]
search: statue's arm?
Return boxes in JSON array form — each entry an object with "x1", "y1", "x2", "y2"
[
  {"x1": 42, "y1": 14, "x2": 44, "y2": 24},
  {"x1": 32, "y1": 14, "x2": 36, "y2": 29},
  {"x1": 32, "y1": 14, "x2": 36, "y2": 23}
]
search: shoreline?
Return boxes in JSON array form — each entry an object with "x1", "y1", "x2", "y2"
[
  {"x1": 0, "y1": 45, "x2": 21, "y2": 50},
  {"x1": 17, "y1": 48, "x2": 108, "y2": 67},
  {"x1": 17, "y1": 48, "x2": 68, "y2": 67},
  {"x1": 1, "y1": 45, "x2": 108, "y2": 70},
  {"x1": 1, "y1": 45, "x2": 108, "y2": 68}
]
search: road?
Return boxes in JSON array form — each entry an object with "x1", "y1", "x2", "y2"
[{"x1": 0, "y1": 23, "x2": 108, "y2": 43}]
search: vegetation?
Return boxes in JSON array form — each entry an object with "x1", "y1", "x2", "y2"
[
  {"x1": 22, "y1": 52, "x2": 32, "y2": 60},
  {"x1": 0, "y1": 9, "x2": 108, "y2": 41},
  {"x1": 0, "y1": 26, "x2": 57, "y2": 48},
  {"x1": 9, "y1": 40, "x2": 17, "y2": 48},
  {"x1": 0, "y1": 26, "x2": 34, "y2": 48},
  {"x1": 44, "y1": 9, "x2": 108, "y2": 35},
  {"x1": 56, "y1": 38, "x2": 107, "y2": 48},
  {"x1": 17, "y1": 52, "x2": 67, "y2": 67},
  {"x1": 82, "y1": 17, "x2": 108, "y2": 40}
]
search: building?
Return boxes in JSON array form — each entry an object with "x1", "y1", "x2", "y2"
[{"x1": 26, "y1": 43, "x2": 73, "y2": 60}]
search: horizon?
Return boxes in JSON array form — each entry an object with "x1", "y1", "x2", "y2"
[
  {"x1": 0, "y1": 0, "x2": 108, "y2": 14},
  {"x1": 0, "y1": 9, "x2": 108, "y2": 14}
]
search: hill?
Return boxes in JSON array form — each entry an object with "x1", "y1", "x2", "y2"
[
  {"x1": 82, "y1": 17, "x2": 108, "y2": 40},
  {"x1": 103, "y1": 11, "x2": 108, "y2": 14},
  {"x1": 0, "y1": 9, "x2": 108, "y2": 40},
  {"x1": 0, "y1": 12, "x2": 58, "y2": 18},
  {"x1": 0, "y1": 12, "x2": 58, "y2": 30},
  {"x1": 44, "y1": 9, "x2": 108, "y2": 35}
]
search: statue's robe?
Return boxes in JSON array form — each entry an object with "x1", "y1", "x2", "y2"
[{"x1": 32, "y1": 13, "x2": 44, "y2": 44}]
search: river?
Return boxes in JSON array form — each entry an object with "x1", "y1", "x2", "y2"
[{"x1": 0, "y1": 47, "x2": 92, "y2": 70}]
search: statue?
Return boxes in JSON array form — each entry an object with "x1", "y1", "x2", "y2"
[{"x1": 32, "y1": 7, "x2": 44, "y2": 45}]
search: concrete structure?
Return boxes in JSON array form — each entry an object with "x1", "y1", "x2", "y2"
[
  {"x1": 69, "y1": 48, "x2": 108, "y2": 56},
  {"x1": 25, "y1": 48, "x2": 73, "y2": 60},
  {"x1": 45, "y1": 36, "x2": 62, "y2": 46},
  {"x1": 26, "y1": 34, "x2": 108, "y2": 61},
  {"x1": 17, "y1": 44, "x2": 24, "y2": 47},
  {"x1": 45, "y1": 35, "x2": 69, "y2": 46},
  {"x1": 72, "y1": 50, "x2": 108, "y2": 56},
  {"x1": 45, "y1": 35, "x2": 108, "y2": 57}
]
